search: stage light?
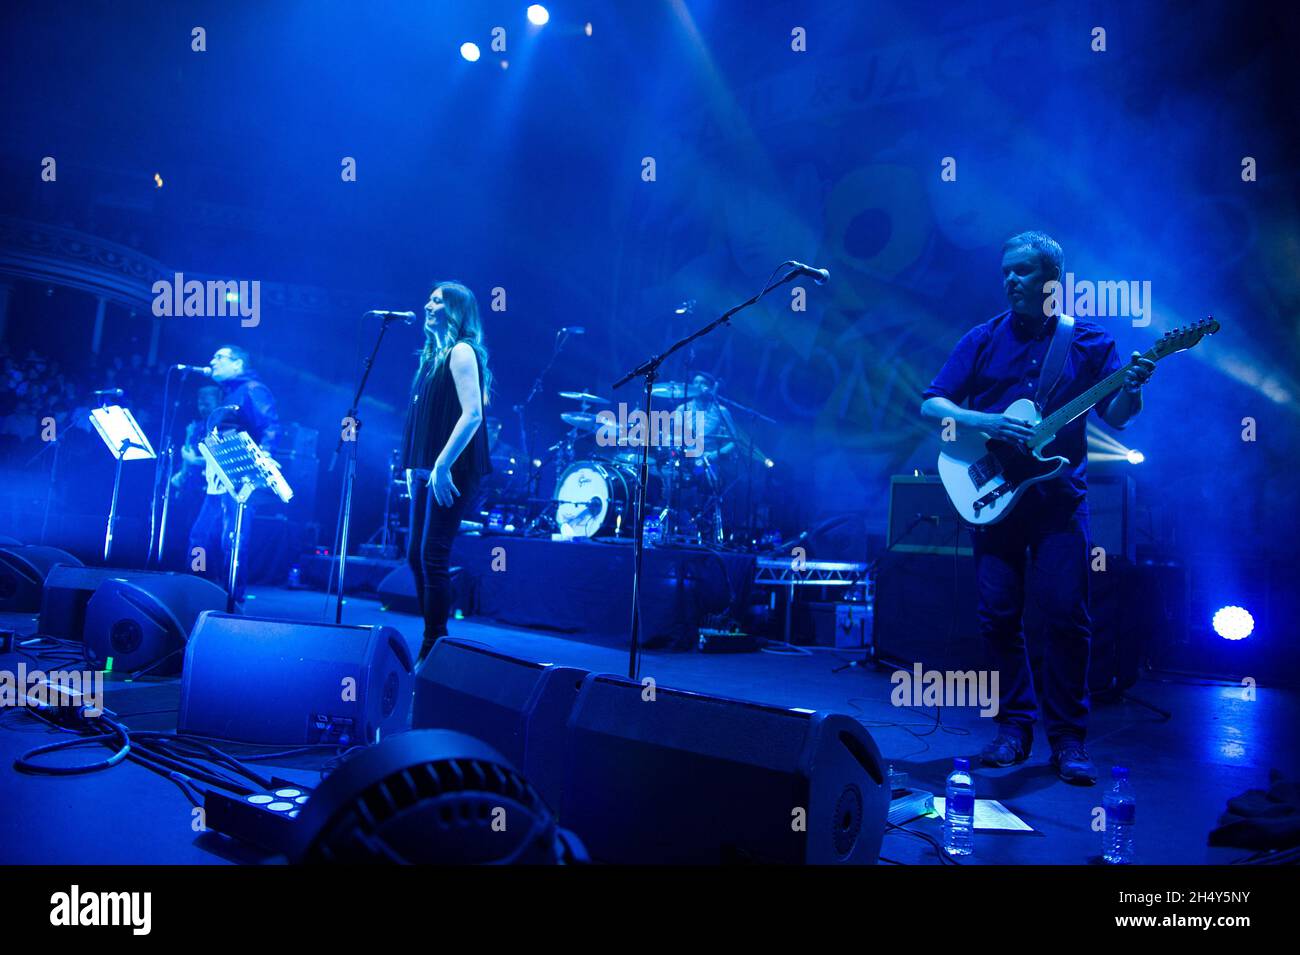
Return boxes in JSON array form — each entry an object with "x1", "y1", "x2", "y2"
[
  {"x1": 153, "y1": 172, "x2": 163, "y2": 188},
  {"x1": 527, "y1": 5, "x2": 549, "y2": 26},
  {"x1": 764, "y1": 458, "x2": 774, "y2": 468},
  {"x1": 585, "y1": 22, "x2": 593, "y2": 36},
  {"x1": 460, "y1": 42, "x2": 481, "y2": 62},
  {"x1": 1126, "y1": 449, "x2": 1144, "y2": 464},
  {"x1": 225, "y1": 290, "x2": 239, "y2": 304},
  {"x1": 1212, "y1": 606, "x2": 1255, "y2": 641}
]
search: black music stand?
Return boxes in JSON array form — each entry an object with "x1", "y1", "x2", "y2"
[
  {"x1": 200, "y1": 430, "x2": 294, "y2": 612},
  {"x1": 89, "y1": 404, "x2": 156, "y2": 562}
]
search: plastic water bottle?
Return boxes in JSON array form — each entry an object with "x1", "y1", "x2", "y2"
[
  {"x1": 944, "y1": 757, "x2": 975, "y2": 856},
  {"x1": 1103, "y1": 766, "x2": 1136, "y2": 864}
]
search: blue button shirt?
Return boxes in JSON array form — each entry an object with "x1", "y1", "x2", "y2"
[{"x1": 923, "y1": 310, "x2": 1123, "y2": 510}]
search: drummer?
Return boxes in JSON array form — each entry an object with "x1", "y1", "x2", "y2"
[{"x1": 671, "y1": 373, "x2": 737, "y2": 460}]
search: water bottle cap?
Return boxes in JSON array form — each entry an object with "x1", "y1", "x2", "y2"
[
  {"x1": 1112, "y1": 765, "x2": 1128, "y2": 778},
  {"x1": 954, "y1": 757, "x2": 970, "y2": 771}
]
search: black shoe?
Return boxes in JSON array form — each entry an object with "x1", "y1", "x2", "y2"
[
  {"x1": 979, "y1": 728, "x2": 1032, "y2": 767},
  {"x1": 415, "y1": 635, "x2": 440, "y2": 666},
  {"x1": 1051, "y1": 741, "x2": 1098, "y2": 785}
]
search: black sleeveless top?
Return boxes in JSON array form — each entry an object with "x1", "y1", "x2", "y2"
[{"x1": 399, "y1": 342, "x2": 492, "y2": 486}]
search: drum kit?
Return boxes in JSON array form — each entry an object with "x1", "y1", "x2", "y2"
[{"x1": 382, "y1": 379, "x2": 773, "y2": 549}]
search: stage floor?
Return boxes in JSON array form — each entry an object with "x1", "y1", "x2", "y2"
[{"x1": 2, "y1": 586, "x2": 1295, "y2": 865}]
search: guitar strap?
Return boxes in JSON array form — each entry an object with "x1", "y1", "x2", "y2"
[{"x1": 1036, "y1": 313, "x2": 1075, "y2": 409}]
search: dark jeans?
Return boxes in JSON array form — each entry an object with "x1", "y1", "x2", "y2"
[
  {"x1": 971, "y1": 495, "x2": 1092, "y2": 748},
  {"x1": 189, "y1": 493, "x2": 255, "y2": 602},
  {"x1": 407, "y1": 472, "x2": 476, "y2": 643}
]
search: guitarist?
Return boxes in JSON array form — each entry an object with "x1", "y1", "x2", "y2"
[{"x1": 919, "y1": 231, "x2": 1154, "y2": 785}]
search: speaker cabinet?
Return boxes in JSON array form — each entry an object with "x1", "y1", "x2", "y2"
[
  {"x1": 40, "y1": 565, "x2": 176, "y2": 640},
  {"x1": 0, "y1": 545, "x2": 82, "y2": 612},
  {"x1": 82, "y1": 573, "x2": 229, "y2": 676},
  {"x1": 560, "y1": 675, "x2": 889, "y2": 864},
  {"x1": 412, "y1": 639, "x2": 588, "y2": 811},
  {"x1": 179, "y1": 613, "x2": 414, "y2": 745}
]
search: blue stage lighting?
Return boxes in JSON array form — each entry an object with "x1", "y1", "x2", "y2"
[
  {"x1": 1126, "y1": 449, "x2": 1144, "y2": 464},
  {"x1": 1212, "y1": 606, "x2": 1254, "y2": 641},
  {"x1": 460, "y1": 42, "x2": 481, "y2": 62},
  {"x1": 527, "y1": 5, "x2": 550, "y2": 26}
]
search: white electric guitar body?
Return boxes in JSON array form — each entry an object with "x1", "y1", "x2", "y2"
[
  {"x1": 937, "y1": 317, "x2": 1220, "y2": 526},
  {"x1": 938, "y1": 397, "x2": 1066, "y2": 525}
]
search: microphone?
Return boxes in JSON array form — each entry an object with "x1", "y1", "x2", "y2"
[
  {"x1": 174, "y1": 364, "x2": 213, "y2": 376},
  {"x1": 560, "y1": 326, "x2": 585, "y2": 335},
  {"x1": 366, "y1": 310, "x2": 417, "y2": 324},
  {"x1": 789, "y1": 261, "x2": 830, "y2": 285}
]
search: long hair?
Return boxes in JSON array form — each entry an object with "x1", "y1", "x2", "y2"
[{"x1": 414, "y1": 281, "x2": 492, "y2": 404}]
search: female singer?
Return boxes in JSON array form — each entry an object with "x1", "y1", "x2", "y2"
[{"x1": 400, "y1": 281, "x2": 493, "y2": 664}]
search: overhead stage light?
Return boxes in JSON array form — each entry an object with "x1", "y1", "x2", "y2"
[
  {"x1": 527, "y1": 5, "x2": 550, "y2": 26},
  {"x1": 1212, "y1": 606, "x2": 1255, "y2": 641},
  {"x1": 1126, "y1": 449, "x2": 1144, "y2": 464},
  {"x1": 460, "y1": 42, "x2": 481, "y2": 62}
]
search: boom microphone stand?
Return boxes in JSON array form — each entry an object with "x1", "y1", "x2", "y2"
[
  {"x1": 612, "y1": 261, "x2": 827, "y2": 679},
  {"x1": 326, "y1": 312, "x2": 405, "y2": 624}
]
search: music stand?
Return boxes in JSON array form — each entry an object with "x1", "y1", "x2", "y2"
[
  {"x1": 199, "y1": 430, "x2": 293, "y2": 612},
  {"x1": 89, "y1": 405, "x2": 156, "y2": 562}
]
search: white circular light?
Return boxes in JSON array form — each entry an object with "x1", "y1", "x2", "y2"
[
  {"x1": 247, "y1": 794, "x2": 273, "y2": 804},
  {"x1": 274, "y1": 788, "x2": 301, "y2": 798},
  {"x1": 1212, "y1": 606, "x2": 1254, "y2": 641},
  {"x1": 527, "y1": 5, "x2": 550, "y2": 26},
  {"x1": 460, "y1": 42, "x2": 481, "y2": 62},
  {"x1": 267, "y1": 801, "x2": 294, "y2": 812},
  {"x1": 1126, "y1": 449, "x2": 1145, "y2": 464}
]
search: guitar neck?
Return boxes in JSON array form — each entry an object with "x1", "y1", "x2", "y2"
[{"x1": 1031, "y1": 345, "x2": 1158, "y2": 445}]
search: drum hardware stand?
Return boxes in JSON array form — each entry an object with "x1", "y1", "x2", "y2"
[
  {"x1": 326, "y1": 311, "x2": 403, "y2": 624},
  {"x1": 516, "y1": 326, "x2": 577, "y2": 505},
  {"x1": 614, "y1": 261, "x2": 822, "y2": 679},
  {"x1": 200, "y1": 430, "x2": 293, "y2": 613},
  {"x1": 89, "y1": 404, "x2": 156, "y2": 563}
]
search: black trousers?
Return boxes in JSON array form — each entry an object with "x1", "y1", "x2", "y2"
[
  {"x1": 970, "y1": 495, "x2": 1092, "y2": 748},
  {"x1": 406, "y1": 472, "x2": 476, "y2": 642},
  {"x1": 188, "y1": 492, "x2": 255, "y2": 602}
]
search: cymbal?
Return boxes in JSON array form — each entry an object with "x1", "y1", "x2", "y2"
[
  {"x1": 650, "y1": 381, "x2": 707, "y2": 399},
  {"x1": 558, "y1": 391, "x2": 609, "y2": 403},
  {"x1": 561, "y1": 411, "x2": 603, "y2": 432}
]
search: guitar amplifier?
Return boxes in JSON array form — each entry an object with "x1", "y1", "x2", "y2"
[
  {"x1": 1088, "y1": 474, "x2": 1135, "y2": 564},
  {"x1": 887, "y1": 475, "x2": 972, "y2": 556}
]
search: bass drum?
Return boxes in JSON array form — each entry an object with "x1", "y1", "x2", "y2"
[{"x1": 554, "y1": 461, "x2": 637, "y2": 539}]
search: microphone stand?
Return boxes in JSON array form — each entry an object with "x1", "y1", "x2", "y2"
[
  {"x1": 612, "y1": 262, "x2": 816, "y2": 679},
  {"x1": 326, "y1": 312, "x2": 404, "y2": 624}
]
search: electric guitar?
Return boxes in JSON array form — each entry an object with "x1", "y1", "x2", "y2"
[{"x1": 937, "y1": 316, "x2": 1220, "y2": 525}]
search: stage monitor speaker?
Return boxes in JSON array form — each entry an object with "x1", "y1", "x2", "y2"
[
  {"x1": 179, "y1": 613, "x2": 414, "y2": 745},
  {"x1": 82, "y1": 574, "x2": 229, "y2": 676},
  {"x1": 40, "y1": 565, "x2": 177, "y2": 640},
  {"x1": 887, "y1": 475, "x2": 972, "y2": 555},
  {"x1": 1088, "y1": 474, "x2": 1136, "y2": 564},
  {"x1": 0, "y1": 545, "x2": 82, "y2": 612},
  {"x1": 560, "y1": 675, "x2": 889, "y2": 864},
  {"x1": 412, "y1": 638, "x2": 589, "y2": 810}
]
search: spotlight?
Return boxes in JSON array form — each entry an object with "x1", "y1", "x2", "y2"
[
  {"x1": 224, "y1": 290, "x2": 239, "y2": 304},
  {"x1": 1126, "y1": 449, "x2": 1144, "y2": 464},
  {"x1": 585, "y1": 22, "x2": 593, "y2": 36},
  {"x1": 527, "y1": 4, "x2": 550, "y2": 26},
  {"x1": 460, "y1": 42, "x2": 481, "y2": 62},
  {"x1": 1212, "y1": 606, "x2": 1254, "y2": 641}
]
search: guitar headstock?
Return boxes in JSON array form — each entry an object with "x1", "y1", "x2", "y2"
[{"x1": 1151, "y1": 316, "x2": 1220, "y2": 360}]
